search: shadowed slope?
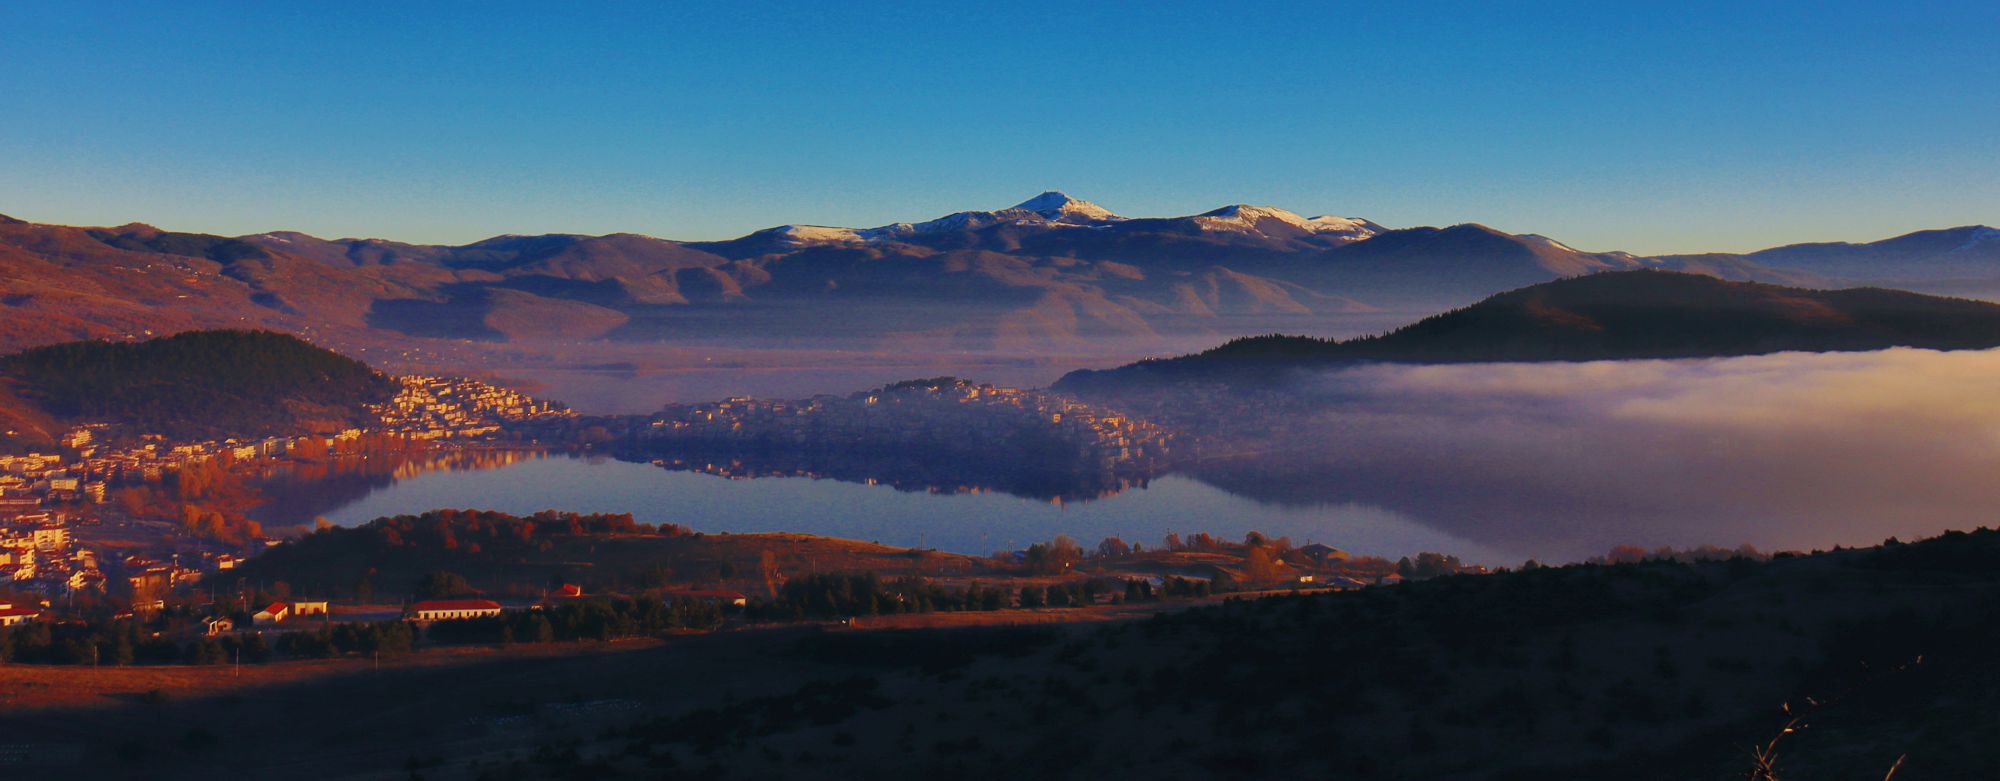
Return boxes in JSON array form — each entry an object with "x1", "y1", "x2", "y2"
[{"x1": 1056, "y1": 270, "x2": 2000, "y2": 391}]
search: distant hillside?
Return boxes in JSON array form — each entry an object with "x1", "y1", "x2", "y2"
[
  {"x1": 0, "y1": 329, "x2": 395, "y2": 440},
  {"x1": 1658, "y1": 225, "x2": 2000, "y2": 288},
  {"x1": 1056, "y1": 271, "x2": 2000, "y2": 391},
  {"x1": 0, "y1": 381, "x2": 62, "y2": 454}
]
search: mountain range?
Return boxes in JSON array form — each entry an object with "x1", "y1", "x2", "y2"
[{"x1": 1, "y1": 195, "x2": 1994, "y2": 403}]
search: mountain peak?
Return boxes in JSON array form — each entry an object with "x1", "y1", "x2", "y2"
[
  {"x1": 1199, "y1": 204, "x2": 1301, "y2": 221},
  {"x1": 1010, "y1": 191, "x2": 1121, "y2": 222},
  {"x1": 1193, "y1": 204, "x2": 1377, "y2": 238}
]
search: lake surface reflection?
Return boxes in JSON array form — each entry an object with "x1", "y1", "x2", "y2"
[{"x1": 253, "y1": 452, "x2": 1520, "y2": 563}]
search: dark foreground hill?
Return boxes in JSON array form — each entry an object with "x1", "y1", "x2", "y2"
[
  {"x1": 0, "y1": 329, "x2": 395, "y2": 441},
  {"x1": 15, "y1": 528, "x2": 2000, "y2": 779},
  {"x1": 1056, "y1": 270, "x2": 2000, "y2": 391},
  {"x1": 583, "y1": 531, "x2": 2000, "y2": 780}
]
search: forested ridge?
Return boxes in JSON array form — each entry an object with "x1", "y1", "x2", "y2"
[
  {"x1": 0, "y1": 329, "x2": 395, "y2": 440},
  {"x1": 1057, "y1": 271, "x2": 2000, "y2": 391}
]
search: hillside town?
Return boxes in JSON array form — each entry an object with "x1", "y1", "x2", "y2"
[
  {"x1": 641, "y1": 378, "x2": 1175, "y2": 472},
  {"x1": 0, "y1": 376, "x2": 571, "y2": 604},
  {"x1": 370, "y1": 374, "x2": 570, "y2": 439}
]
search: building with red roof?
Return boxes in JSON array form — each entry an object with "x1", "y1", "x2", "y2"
[
  {"x1": 252, "y1": 602, "x2": 289, "y2": 625},
  {"x1": 0, "y1": 602, "x2": 41, "y2": 627}
]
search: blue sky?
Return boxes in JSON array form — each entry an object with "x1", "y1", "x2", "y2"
[{"x1": 1, "y1": 1, "x2": 1994, "y2": 254}]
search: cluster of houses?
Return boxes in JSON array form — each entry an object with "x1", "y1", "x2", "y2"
[
  {"x1": 2, "y1": 502, "x2": 255, "y2": 609},
  {"x1": 2, "y1": 429, "x2": 358, "y2": 514},
  {"x1": 0, "y1": 376, "x2": 569, "y2": 521},
  {"x1": 370, "y1": 375, "x2": 572, "y2": 440},
  {"x1": 0, "y1": 450, "x2": 106, "y2": 506},
  {"x1": 0, "y1": 374, "x2": 571, "y2": 603},
  {"x1": 0, "y1": 512, "x2": 103, "y2": 593},
  {"x1": 0, "y1": 430, "x2": 348, "y2": 602},
  {"x1": 643, "y1": 379, "x2": 1177, "y2": 472}
]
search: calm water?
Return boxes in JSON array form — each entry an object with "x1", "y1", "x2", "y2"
[{"x1": 256, "y1": 452, "x2": 1521, "y2": 564}]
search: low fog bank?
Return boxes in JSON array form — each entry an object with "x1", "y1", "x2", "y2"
[
  {"x1": 1194, "y1": 347, "x2": 2000, "y2": 562},
  {"x1": 468, "y1": 333, "x2": 1285, "y2": 414},
  {"x1": 407, "y1": 308, "x2": 1424, "y2": 415}
]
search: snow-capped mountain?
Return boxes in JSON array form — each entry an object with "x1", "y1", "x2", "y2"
[
  {"x1": 1011, "y1": 191, "x2": 1123, "y2": 223},
  {"x1": 741, "y1": 192, "x2": 1374, "y2": 248},
  {"x1": 872, "y1": 190, "x2": 1120, "y2": 237},
  {"x1": 745, "y1": 191, "x2": 1124, "y2": 248},
  {"x1": 1187, "y1": 204, "x2": 1379, "y2": 239}
]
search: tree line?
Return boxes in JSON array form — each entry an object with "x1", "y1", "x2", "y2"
[
  {"x1": 744, "y1": 573, "x2": 1009, "y2": 620},
  {"x1": 418, "y1": 597, "x2": 723, "y2": 646},
  {"x1": 0, "y1": 596, "x2": 728, "y2": 666}
]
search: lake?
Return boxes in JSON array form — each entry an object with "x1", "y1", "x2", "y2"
[
  {"x1": 254, "y1": 348, "x2": 2000, "y2": 566},
  {"x1": 253, "y1": 452, "x2": 1522, "y2": 563}
]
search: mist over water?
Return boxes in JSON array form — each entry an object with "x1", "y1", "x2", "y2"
[
  {"x1": 464, "y1": 314, "x2": 1419, "y2": 414},
  {"x1": 1205, "y1": 347, "x2": 2000, "y2": 560}
]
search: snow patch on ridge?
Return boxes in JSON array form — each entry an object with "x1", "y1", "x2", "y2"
[
  {"x1": 764, "y1": 225, "x2": 866, "y2": 244},
  {"x1": 1193, "y1": 205, "x2": 1375, "y2": 238},
  {"x1": 1520, "y1": 234, "x2": 1581, "y2": 254},
  {"x1": 1011, "y1": 191, "x2": 1123, "y2": 222}
]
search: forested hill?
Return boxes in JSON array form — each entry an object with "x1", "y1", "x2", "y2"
[
  {"x1": 1055, "y1": 271, "x2": 2000, "y2": 391},
  {"x1": 0, "y1": 329, "x2": 396, "y2": 440}
]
